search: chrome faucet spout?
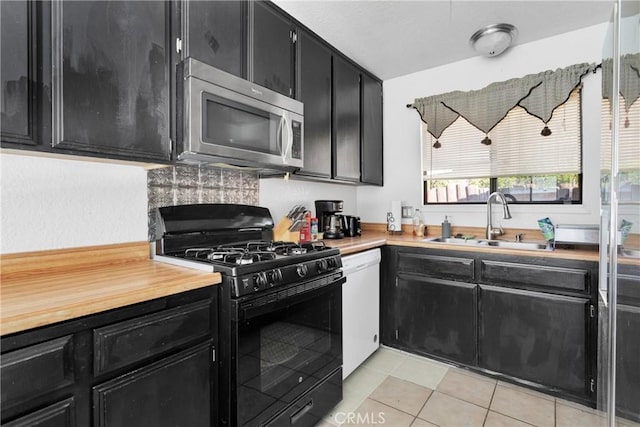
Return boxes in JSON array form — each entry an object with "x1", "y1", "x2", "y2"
[{"x1": 486, "y1": 191, "x2": 512, "y2": 240}]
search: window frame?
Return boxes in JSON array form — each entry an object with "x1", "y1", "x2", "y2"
[
  {"x1": 423, "y1": 175, "x2": 583, "y2": 205},
  {"x1": 422, "y1": 88, "x2": 584, "y2": 206}
]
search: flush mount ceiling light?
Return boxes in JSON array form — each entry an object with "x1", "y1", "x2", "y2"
[{"x1": 470, "y1": 23, "x2": 518, "y2": 57}]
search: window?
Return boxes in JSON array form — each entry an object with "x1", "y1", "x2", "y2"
[
  {"x1": 600, "y1": 94, "x2": 640, "y2": 203},
  {"x1": 423, "y1": 89, "x2": 583, "y2": 204}
]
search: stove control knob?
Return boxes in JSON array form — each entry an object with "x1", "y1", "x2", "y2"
[
  {"x1": 254, "y1": 272, "x2": 267, "y2": 290},
  {"x1": 316, "y1": 259, "x2": 328, "y2": 272},
  {"x1": 327, "y1": 257, "x2": 337, "y2": 269},
  {"x1": 296, "y1": 264, "x2": 308, "y2": 278},
  {"x1": 273, "y1": 269, "x2": 283, "y2": 283},
  {"x1": 266, "y1": 269, "x2": 283, "y2": 286}
]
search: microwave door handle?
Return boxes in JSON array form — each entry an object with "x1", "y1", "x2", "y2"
[
  {"x1": 276, "y1": 115, "x2": 284, "y2": 154},
  {"x1": 281, "y1": 113, "x2": 293, "y2": 165}
]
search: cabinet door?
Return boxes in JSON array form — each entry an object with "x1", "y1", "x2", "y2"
[
  {"x1": 332, "y1": 56, "x2": 361, "y2": 182},
  {"x1": 479, "y1": 284, "x2": 590, "y2": 397},
  {"x1": 183, "y1": 0, "x2": 245, "y2": 78},
  {"x1": 252, "y1": 1, "x2": 293, "y2": 97},
  {"x1": 1, "y1": 1, "x2": 39, "y2": 146},
  {"x1": 296, "y1": 31, "x2": 332, "y2": 178},
  {"x1": 51, "y1": 1, "x2": 170, "y2": 162},
  {"x1": 93, "y1": 342, "x2": 212, "y2": 427},
  {"x1": 393, "y1": 275, "x2": 477, "y2": 365},
  {"x1": 360, "y1": 73, "x2": 383, "y2": 185},
  {"x1": 616, "y1": 303, "x2": 640, "y2": 421}
]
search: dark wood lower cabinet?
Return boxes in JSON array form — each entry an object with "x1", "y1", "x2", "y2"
[
  {"x1": 94, "y1": 342, "x2": 211, "y2": 427},
  {"x1": 616, "y1": 266, "x2": 640, "y2": 422},
  {"x1": 381, "y1": 246, "x2": 597, "y2": 405},
  {"x1": 478, "y1": 284, "x2": 590, "y2": 396},
  {"x1": 616, "y1": 303, "x2": 640, "y2": 421},
  {"x1": 394, "y1": 275, "x2": 477, "y2": 365},
  {"x1": 1, "y1": 288, "x2": 216, "y2": 426}
]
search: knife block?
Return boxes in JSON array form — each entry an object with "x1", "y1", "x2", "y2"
[{"x1": 273, "y1": 217, "x2": 300, "y2": 242}]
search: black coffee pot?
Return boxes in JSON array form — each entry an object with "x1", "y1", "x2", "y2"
[{"x1": 342, "y1": 215, "x2": 361, "y2": 237}]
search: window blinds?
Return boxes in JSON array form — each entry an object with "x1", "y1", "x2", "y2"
[
  {"x1": 423, "y1": 89, "x2": 582, "y2": 179},
  {"x1": 601, "y1": 95, "x2": 640, "y2": 172}
]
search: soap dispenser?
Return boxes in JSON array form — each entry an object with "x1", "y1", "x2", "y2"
[
  {"x1": 441, "y1": 216, "x2": 451, "y2": 239},
  {"x1": 413, "y1": 209, "x2": 424, "y2": 236}
]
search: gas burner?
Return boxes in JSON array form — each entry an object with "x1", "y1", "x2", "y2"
[
  {"x1": 227, "y1": 251, "x2": 277, "y2": 265},
  {"x1": 184, "y1": 247, "x2": 219, "y2": 260},
  {"x1": 289, "y1": 247, "x2": 307, "y2": 255},
  {"x1": 184, "y1": 245, "x2": 278, "y2": 265}
]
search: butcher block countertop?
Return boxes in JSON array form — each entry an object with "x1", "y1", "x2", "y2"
[
  {"x1": 329, "y1": 223, "x2": 638, "y2": 266},
  {"x1": 329, "y1": 231, "x2": 598, "y2": 261},
  {"x1": 0, "y1": 242, "x2": 221, "y2": 336},
  {"x1": 3, "y1": 227, "x2": 636, "y2": 336}
]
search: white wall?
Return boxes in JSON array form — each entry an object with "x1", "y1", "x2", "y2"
[
  {"x1": 0, "y1": 153, "x2": 148, "y2": 253},
  {"x1": 259, "y1": 177, "x2": 358, "y2": 221},
  {"x1": 357, "y1": 23, "x2": 630, "y2": 232}
]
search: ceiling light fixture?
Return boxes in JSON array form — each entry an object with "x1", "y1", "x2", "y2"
[{"x1": 470, "y1": 23, "x2": 518, "y2": 57}]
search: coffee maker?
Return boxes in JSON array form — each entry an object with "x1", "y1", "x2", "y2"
[{"x1": 315, "y1": 200, "x2": 344, "y2": 239}]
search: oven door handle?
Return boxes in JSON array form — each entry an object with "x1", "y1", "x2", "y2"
[
  {"x1": 237, "y1": 278, "x2": 345, "y2": 322},
  {"x1": 290, "y1": 399, "x2": 314, "y2": 425}
]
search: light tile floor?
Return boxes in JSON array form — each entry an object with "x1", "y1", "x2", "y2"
[{"x1": 318, "y1": 346, "x2": 640, "y2": 427}]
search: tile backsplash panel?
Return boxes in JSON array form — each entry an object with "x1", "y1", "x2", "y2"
[{"x1": 147, "y1": 165, "x2": 259, "y2": 241}]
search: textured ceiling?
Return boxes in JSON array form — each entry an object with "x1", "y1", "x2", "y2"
[{"x1": 273, "y1": 0, "x2": 616, "y2": 80}]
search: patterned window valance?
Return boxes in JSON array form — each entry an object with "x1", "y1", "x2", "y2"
[
  {"x1": 409, "y1": 62, "x2": 596, "y2": 145},
  {"x1": 602, "y1": 53, "x2": 640, "y2": 112}
]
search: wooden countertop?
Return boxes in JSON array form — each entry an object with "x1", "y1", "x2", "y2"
[
  {"x1": 3, "y1": 230, "x2": 636, "y2": 336},
  {"x1": 1, "y1": 242, "x2": 221, "y2": 336},
  {"x1": 328, "y1": 229, "x2": 639, "y2": 265}
]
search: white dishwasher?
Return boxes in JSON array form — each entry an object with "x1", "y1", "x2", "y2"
[{"x1": 341, "y1": 248, "x2": 381, "y2": 378}]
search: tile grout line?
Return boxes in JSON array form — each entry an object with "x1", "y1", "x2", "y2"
[{"x1": 482, "y1": 382, "x2": 498, "y2": 426}]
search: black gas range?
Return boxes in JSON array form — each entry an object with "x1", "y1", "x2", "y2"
[{"x1": 153, "y1": 204, "x2": 344, "y2": 427}]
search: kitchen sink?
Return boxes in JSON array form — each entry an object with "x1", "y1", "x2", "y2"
[
  {"x1": 423, "y1": 237, "x2": 549, "y2": 251},
  {"x1": 485, "y1": 240, "x2": 549, "y2": 250},
  {"x1": 621, "y1": 248, "x2": 640, "y2": 259},
  {"x1": 426, "y1": 237, "x2": 490, "y2": 245}
]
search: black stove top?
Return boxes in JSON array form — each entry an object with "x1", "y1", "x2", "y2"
[
  {"x1": 181, "y1": 241, "x2": 331, "y2": 265},
  {"x1": 153, "y1": 205, "x2": 343, "y2": 298}
]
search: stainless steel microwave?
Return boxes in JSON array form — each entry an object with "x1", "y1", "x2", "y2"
[{"x1": 177, "y1": 58, "x2": 303, "y2": 171}]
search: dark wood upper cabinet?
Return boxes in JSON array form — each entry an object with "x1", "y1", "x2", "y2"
[
  {"x1": 251, "y1": 1, "x2": 295, "y2": 97},
  {"x1": 2, "y1": 0, "x2": 384, "y2": 176},
  {"x1": 332, "y1": 55, "x2": 361, "y2": 182},
  {"x1": 51, "y1": 1, "x2": 171, "y2": 162},
  {"x1": 0, "y1": 1, "x2": 44, "y2": 147},
  {"x1": 296, "y1": 30, "x2": 332, "y2": 178},
  {"x1": 182, "y1": 0, "x2": 246, "y2": 78},
  {"x1": 361, "y1": 73, "x2": 383, "y2": 186}
]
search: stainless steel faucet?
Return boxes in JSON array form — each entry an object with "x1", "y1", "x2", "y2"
[{"x1": 486, "y1": 191, "x2": 512, "y2": 239}]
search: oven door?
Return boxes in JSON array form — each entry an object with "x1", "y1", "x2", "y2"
[{"x1": 233, "y1": 276, "x2": 344, "y2": 426}]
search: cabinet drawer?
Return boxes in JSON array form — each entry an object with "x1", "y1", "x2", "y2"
[
  {"x1": 1, "y1": 336, "x2": 74, "y2": 410},
  {"x1": 397, "y1": 251, "x2": 474, "y2": 281},
  {"x1": 93, "y1": 300, "x2": 211, "y2": 376},
  {"x1": 3, "y1": 398, "x2": 75, "y2": 427},
  {"x1": 480, "y1": 260, "x2": 589, "y2": 293}
]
